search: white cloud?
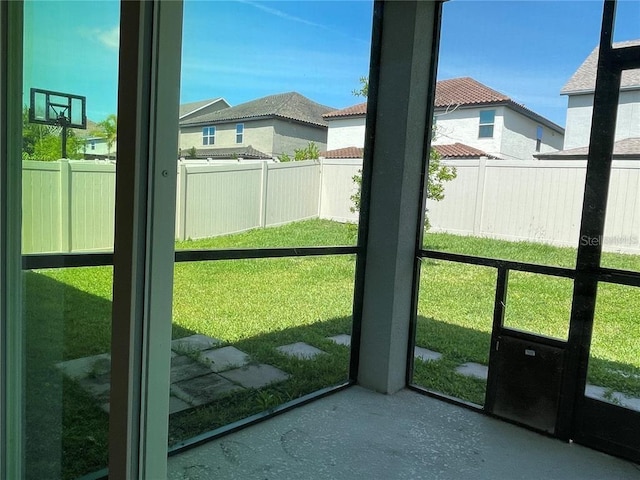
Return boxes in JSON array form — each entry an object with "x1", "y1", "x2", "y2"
[
  {"x1": 238, "y1": 0, "x2": 325, "y2": 29},
  {"x1": 96, "y1": 26, "x2": 120, "y2": 51}
]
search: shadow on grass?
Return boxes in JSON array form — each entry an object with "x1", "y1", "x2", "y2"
[
  {"x1": 412, "y1": 316, "x2": 640, "y2": 407},
  {"x1": 23, "y1": 271, "x2": 197, "y2": 480},
  {"x1": 23, "y1": 270, "x2": 352, "y2": 479}
]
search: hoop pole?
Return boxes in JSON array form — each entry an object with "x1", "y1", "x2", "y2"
[{"x1": 61, "y1": 125, "x2": 67, "y2": 158}]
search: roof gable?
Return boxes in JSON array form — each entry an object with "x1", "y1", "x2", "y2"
[
  {"x1": 562, "y1": 39, "x2": 640, "y2": 95},
  {"x1": 434, "y1": 77, "x2": 510, "y2": 108},
  {"x1": 179, "y1": 98, "x2": 230, "y2": 119},
  {"x1": 181, "y1": 92, "x2": 334, "y2": 128}
]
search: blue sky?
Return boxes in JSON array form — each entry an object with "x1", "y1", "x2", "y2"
[{"x1": 23, "y1": 1, "x2": 640, "y2": 128}]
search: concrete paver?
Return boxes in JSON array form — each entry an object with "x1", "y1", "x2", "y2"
[
  {"x1": 172, "y1": 373, "x2": 244, "y2": 406},
  {"x1": 414, "y1": 346, "x2": 442, "y2": 362},
  {"x1": 172, "y1": 334, "x2": 221, "y2": 353},
  {"x1": 220, "y1": 364, "x2": 290, "y2": 389},
  {"x1": 327, "y1": 334, "x2": 351, "y2": 347},
  {"x1": 455, "y1": 362, "x2": 488, "y2": 380},
  {"x1": 201, "y1": 346, "x2": 250, "y2": 372},
  {"x1": 277, "y1": 342, "x2": 326, "y2": 359}
]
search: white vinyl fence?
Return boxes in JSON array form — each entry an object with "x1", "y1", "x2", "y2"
[
  {"x1": 427, "y1": 158, "x2": 640, "y2": 254},
  {"x1": 20, "y1": 157, "x2": 640, "y2": 255}
]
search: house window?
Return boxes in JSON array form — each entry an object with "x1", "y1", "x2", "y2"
[
  {"x1": 536, "y1": 125, "x2": 543, "y2": 152},
  {"x1": 478, "y1": 110, "x2": 495, "y2": 138},
  {"x1": 90, "y1": 140, "x2": 95, "y2": 150},
  {"x1": 203, "y1": 126, "x2": 215, "y2": 145},
  {"x1": 236, "y1": 123, "x2": 244, "y2": 144}
]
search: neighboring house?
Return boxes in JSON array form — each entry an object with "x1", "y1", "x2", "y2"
[
  {"x1": 179, "y1": 97, "x2": 230, "y2": 123},
  {"x1": 179, "y1": 92, "x2": 334, "y2": 159},
  {"x1": 536, "y1": 137, "x2": 640, "y2": 161},
  {"x1": 74, "y1": 119, "x2": 115, "y2": 159},
  {"x1": 432, "y1": 77, "x2": 564, "y2": 160},
  {"x1": 561, "y1": 39, "x2": 640, "y2": 150},
  {"x1": 322, "y1": 77, "x2": 564, "y2": 161}
]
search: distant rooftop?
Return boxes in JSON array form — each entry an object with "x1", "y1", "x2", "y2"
[
  {"x1": 323, "y1": 77, "x2": 564, "y2": 134},
  {"x1": 536, "y1": 137, "x2": 640, "y2": 159},
  {"x1": 320, "y1": 143, "x2": 495, "y2": 160},
  {"x1": 182, "y1": 92, "x2": 334, "y2": 128},
  {"x1": 561, "y1": 39, "x2": 640, "y2": 95},
  {"x1": 192, "y1": 145, "x2": 271, "y2": 160},
  {"x1": 179, "y1": 98, "x2": 230, "y2": 119}
]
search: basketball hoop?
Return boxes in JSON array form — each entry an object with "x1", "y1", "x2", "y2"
[{"x1": 29, "y1": 88, "x2": 87, "y2": 158}]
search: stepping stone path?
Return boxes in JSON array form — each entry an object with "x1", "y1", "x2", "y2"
[
  {"x1": 56, "y1": 334, "x2": 290, "y2": 415},
  {"x1": 276, "y1": 342, "x2": 326, "y2": 360},
  {"x1": 455, "y1": 362, "x2": 489, "y2": 380},
  {"x1": 57, "y1": 332, "x2": 640, "y2": 415}
]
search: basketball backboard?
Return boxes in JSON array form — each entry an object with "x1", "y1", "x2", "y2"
[{"x1": 29, "y1": 88, "x2": 87, "y2": 129}]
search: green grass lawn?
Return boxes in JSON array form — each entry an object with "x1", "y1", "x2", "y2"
[
  {"x1": 416, "y1": 232, "x2": 640, "y2": 406},
  {"x1": 22, "y1": 220, "x2": 640, "y2": 478}
]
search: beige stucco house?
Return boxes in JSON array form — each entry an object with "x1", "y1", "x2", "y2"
[
  {"x1": 179, "y1": 92, "x2": 333, "y2": 159},
  {"x1": 560, "y1": 39, "x2": 640, "y2": 151}
]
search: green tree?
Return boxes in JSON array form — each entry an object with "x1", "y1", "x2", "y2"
[
  {"x1": 94, "y1": 114, "x2": 117, "y2": 158},
  {"x1": 22, "y1": 107, "x2": 85, "y2": 161},
  {"x1": 349, "y1": 77, "x2": 456, "y2": 229},
  {"x1": 352, "y1": 76, "x2": 368, "y2": 98},
  {"x1": 293, "y1": 142, "x2": 319, "y2": 161},
  {"x1": 187, "y1": 146, "x2": 197, "y2": 159}
]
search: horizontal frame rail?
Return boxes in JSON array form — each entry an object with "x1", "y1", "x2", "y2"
[
  {"x1": 420, "y1": 249, "x2": 640, "y2": 288},
  {"x1": 22, "y1": 245, "x2": 359, "y2": 270}
]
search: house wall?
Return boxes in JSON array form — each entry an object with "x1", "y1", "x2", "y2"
[
  {"x1": 272, "y1": 119, "x2": 327, "y2": 157},
  {"x1": 179, "y1": 120, "x2": 275, "y2": 154},
  {"x1": 326, "y1": 117, "x2": 366, "y2": 150},
  {"x1": 432, "y1": 105, "x2": 505, "y2": 158},
  {"x1": 564, "y1": 90, "x2": 640, "y2": 149},
  {"x1": 501, "y1": 108, "x2": 564, "y2": 159}
]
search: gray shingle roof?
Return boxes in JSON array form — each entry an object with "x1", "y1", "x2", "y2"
[
  {"x1": 193, "y1": 145, "x2": 271, "y2": 159},
  {"x1": 179, "y1": 98, "x2": 229, "y2": 118},
  {"x1": 561, "y1": 39, "x2": 640, "y2": 94},
  {"x1": 535, "y1": 137, "x2": 640, "y2": 159},
  {"x1": 181, "y1": 92, "x2": 334, "y2": 128}
]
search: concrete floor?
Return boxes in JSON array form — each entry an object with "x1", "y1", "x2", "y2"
[{"x1": 168, "y1": 386, "x2": 640, "y2": 480}]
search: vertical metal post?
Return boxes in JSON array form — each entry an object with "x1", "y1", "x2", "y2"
[
  {"x1": 109, "y1": 1, "x2": 183, "y2": 478},
  {"x1": 485, "y1": 267, "x2": 509, "y2": 411},
  {"x1": 0, "y1": 1, "x2": 24, "y2": 477},
  {"x1": 558, "y1": 0, "x2": 621, "y2": 440}
]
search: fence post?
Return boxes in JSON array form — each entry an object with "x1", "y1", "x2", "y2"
[
  {"x1": 318, "y1": 158, "x2": 324, "y2": 218},
  {"x1": 59, "y1": 159, "x2": 72, "y2": 252},
  {"x1": 472, "y1": 157, "x2": 487, "y2": 236},
  {"x1": 177, "y1": 162, "x2": 187, "y2": 240},
  {"x1": 259, "y1": 162, "x2": 268, "y2": 227}
]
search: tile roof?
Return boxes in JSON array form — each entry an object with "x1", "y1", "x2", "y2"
[
  {"x1": 194, "y1": 145, "x2": 271, "y2": 159},
  {"x1": 320, "y1": 147, "x2": 364, "y2": 159},
  {"x1": 434, "y1": 77, "x2": 510, "y2": 107},
  {"x1": 319, "y1": 143, "x2": 495, "y2": 159},
  {"x1": 535, "y1": 137, "x2": 640, "y2": 159},
  {"x1": 179, "y1": 98, "x2": 229, "y2": 119},
  {"x1": 322, "y1": 77, "x2": 563, "y2": 134},
  {"x1": 433, "y1": 143, "x2": 498, "y2": 159},
  {"x1": 562, "y1": 40, "x2": 640, "y2": 94},
  {"x1": 181, "y1": 92, "x2": 334, "y2": 128},
  {"x1": 323, "y1": 102, "x2": 367, "y2": 119}
]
